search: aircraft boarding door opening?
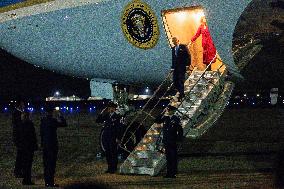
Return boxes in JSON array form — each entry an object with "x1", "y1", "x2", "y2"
[{"x1": 162, "y1": 6, "x2": 225, "y2": 72}]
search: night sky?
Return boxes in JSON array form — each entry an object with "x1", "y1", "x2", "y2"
[{"x1": 0, "y1": 49, "x2": 90, "y2": 101}]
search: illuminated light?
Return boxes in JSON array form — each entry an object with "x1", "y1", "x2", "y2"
[
  {"x1": 76, "y1": 107, "x2": 79, "y2": 109},
  {"x1": 93, "y1": 106, "x2": 96, "y2": 109},
  {"x1": 256, "y1": 94, "x2": 260, "y2": 97},
  {"x1": 4, "y1": 107, "x2": 8, "y2": 111},
  {"x1": 41, "y1": 107, "x2": 44, "y2": 110},
  {"x1": 89, "y1": 108, "x2": 92, "y2": 111},
  {"x1": 162, "y1": 104, "x2": 165, "y2": 107},
  {"x1": 176, "y1": 11, "x2": 187, "y2": 21},
  {"x1": 28, "y1": 103, "x2": 30, "y2": 106},
  {"x1": 244, "y1": 94, "x2": 247, "y2": 97},
  {"x1": 55, "y1": 107, "x2": 60, "y2": 111},
  {"x1": 55, "y1": 91, "x2": 60, "y2": 96},
  {"x1": 193, "y1": 10, "x2": 205, "y2": 21},
  {"x1": 145, "y1": 88, "x2": 149, "y2": 93}
]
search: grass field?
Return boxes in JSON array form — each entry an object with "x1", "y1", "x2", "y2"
[{"x1": 0, "y1": 108, "x2": 283, "y2": 189}]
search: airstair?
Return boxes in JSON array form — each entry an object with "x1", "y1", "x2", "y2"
[{"x1": 119, "y1": 62, "x2": 234, "y2": 176}]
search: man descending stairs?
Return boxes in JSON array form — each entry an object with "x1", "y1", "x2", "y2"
[{"x1": 119, "y1": 68, "x2": 234, "y2": 176}]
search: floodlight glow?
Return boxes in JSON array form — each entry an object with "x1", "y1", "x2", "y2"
[{"x1": 55, "y1": 107, "x2": 60, "y2": 110}]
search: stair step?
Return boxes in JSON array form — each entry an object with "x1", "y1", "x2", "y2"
[
  {"x1": 126, "y1": 166, "x2": 155, "y2": 176},
  {"x1": 127, "y1": 156, "x2": 164, "y2": 167},
  {"x1": 132, "y1": 150, "x2": 163, "y2": 159}
]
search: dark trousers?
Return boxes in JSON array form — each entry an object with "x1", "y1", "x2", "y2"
[
  {"x1": 14, "y1": 148, "x2": 24, "y2": 175},
  {"x1": 173, "y1": 71, "x2": 185, "y2": 96},
  {"x1": 22, "y1": 151, "x2": 34, "y2": 183},
  {"x1": 165, "y1": 144, "x2": 178, "y2": 176},
  {"x1": 43, "y1": 149, "x2": 58, "y2": 184},
  {"x1": 104, "y1": 142, "x2": 118, "y2": 172}
]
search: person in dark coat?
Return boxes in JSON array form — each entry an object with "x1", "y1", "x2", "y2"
[
  {"x1": 171, "y1": 37, "x2": 191, "y2": 101},
  {"x1": 20, "y1": 111, "x2": 38, "y2": 185},
  {"x1": 96, "y1": 102, "x2": 121, "y2": 173},
  {"x1": 155, "y1": 105, "x2": 183, "y2": 178},
  {"x1": 40, "y1": 106, "x2": 67, "y2": 187},
  {"x1": 11, "y1": 99, "x2": 25, "y2": 178}
]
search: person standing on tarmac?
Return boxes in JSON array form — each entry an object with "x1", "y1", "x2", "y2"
[
  {"x1": 40, "y1": 106, "x2": 67, "y2": 187},
  {"x1": 155, "y1": 105, "x2": 183, "y2": 178},
  {"x1": 11, "y1": 99, "x2": 25, "y2": 178},
  {"x1": 96, "y1": 101, "x2": 121, "y2": 174},
  {"x1": 20, "y1": 111, "x2": 38, "y2": 185}
]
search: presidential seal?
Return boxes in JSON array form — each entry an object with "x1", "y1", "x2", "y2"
[{"x1": 121, "y1": 0, "x2": 159, "y2": 49}]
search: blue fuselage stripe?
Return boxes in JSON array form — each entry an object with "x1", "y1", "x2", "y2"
[{"x1": 0, "y1": 0, "x2": 26, "y2": 8}]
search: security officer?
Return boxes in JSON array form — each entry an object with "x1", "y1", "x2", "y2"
[
  {"x1": 12, "y1": 99, "x2": 25, "y2": 178},
  {"x1": 40, "y1": 106, "x2": 67, "y2": 187},
  {"x1": 96, "y1": 101, "x2": 121, "y2": 173},
  {"x1": 156, "y1": 105, "x2": 183, "y2": 178}
]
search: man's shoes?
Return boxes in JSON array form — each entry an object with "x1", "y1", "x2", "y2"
[
  {"x1": 178, "y1": 94, "x2": 185, "y2": 102},
  {"x1": 22, "y1": 180, "x2": 35, "y2": 185},
  {"x1": 45, "y1": 183, "x2": 59, "y2": 187},
  {"x1": 163, "y1": 175, "x2": 176, "y2": 178}
]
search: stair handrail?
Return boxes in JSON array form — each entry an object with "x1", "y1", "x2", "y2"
[{"x1": 119, "y1": 71, "x2": 173, "y2": 146}]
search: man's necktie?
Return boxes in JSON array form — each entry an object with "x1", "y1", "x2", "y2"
[{"x1": 175, "y1": 46, "x2": 179, "y2": 56}]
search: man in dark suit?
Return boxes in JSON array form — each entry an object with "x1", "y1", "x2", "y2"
[
  {"x1": 12, "y1": 99, "x2": 25, "y2": 178},
  {"x1": 96, "y1": 101, "x2": 121, "y2": 173},
  {"x1": 20, "y1": 111, "x2": 38, "y2": 185},
  {"x1": 155, "y1": 105, "x2": 183, "y2": 178},
  {"x1": 40, "y1": 106, "x2": 67, "y2": 187},
  {"x1": 171, "y1": 37, "x2": 191, "y2": 101}
]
